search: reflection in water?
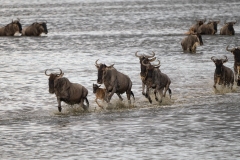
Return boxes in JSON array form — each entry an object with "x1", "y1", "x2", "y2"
[{"x1": 0, "y1": 0, "x2": 240, "y2": 159}]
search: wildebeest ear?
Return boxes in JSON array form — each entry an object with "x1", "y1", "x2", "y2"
[{"x1": 95, "y1": 64, "x2": 100, "y2": 68}]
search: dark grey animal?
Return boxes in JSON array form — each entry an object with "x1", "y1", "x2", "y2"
[
  {"x1": 211, "y1": 56, "x2": 234, "y2": 90},
  {"x1": 95, "y1": 60, "x2": 135, "y2": 104},
  {"x1": 187, "y1": 18, "x2": 206, "y2": 34},
  {"x1": 142, "y1": 59, "x2": 172, "y2": 103},
  {"x1": 226, "y1": 45, "x2": 240, "y2": 85},
  {"x1": 220, "y1": 20, "x2": 236, "y2": 35},
  {"x1": 0, "y1": 19, "x2": 22, "y2": 36},
  {"x1": 135, "y1": 51, "x2": 157, "y2": 96},
  {"x1": 45, "y1": 69, "x2": 89, "y2": 112},
  {"x1": 22, "y1": 21, "x2": 48, "y2": 36},
  {"x1": 198, "y1": 20, "x2": 220, "y2": 35},
  {"x1": 181, "y1": 33, "x2": 203, "y2": 53}
]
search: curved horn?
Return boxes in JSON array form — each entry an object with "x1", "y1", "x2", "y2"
[
  {"x1": 149, "y1": 57, "x2": 156, "y2": 62},
  {"x1": 226, "y1": 45, "x2": 234, "y2": 52},
  {"x1": 223, "y1": 55, "x2": 228, "y2": 61},
  {"x1": 95, "y1": 59, "x2": 100, "y2": 66},
  {"x1": 58, "y1": 68, "x2": 63, "y2": 76},
  {"x1": 144, "y1": 51, "x2": 155, "y2": 58},
  {"x1": 153, "y1": 60, "x2": 160, "y2": 66},
  {"x1": 45, "y1": 69, "x2": 50, "y2": 76},
  {"x1": 141, "y1": 59, "x2": 150, "y2": 67},
  {"x1": 211, "y1": 56, "x2": 217, "y2": 62},
  {"x1": 135, "y1": 51, "x2": 142, "y2": 58}
]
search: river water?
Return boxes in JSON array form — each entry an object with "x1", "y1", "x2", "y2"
[{"x1": 0, "y1": 0, "x2": 240, "y2": 159}]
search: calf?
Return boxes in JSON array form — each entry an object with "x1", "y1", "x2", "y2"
[
  {"x1": 226, "y1": 45, "x2": 240, "y2": 85},
  {"x1": 181, "y1": 32, "x2": 203, "y2": 53},
  {"x1": 93, "y1": 84, "x2": 107, "y2": 109},
  {"x1": 211, "y1": 56, "x2": 234, "y2": 90}
]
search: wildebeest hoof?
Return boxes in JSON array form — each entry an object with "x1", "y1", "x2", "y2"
[
  {"x1": 58, "y1": 107, "x2": 62, "y2": 112},
  {"x1": 142, "y1": 92, "x2": 146, "y2": 96},
  {"x1": 145, "y1": 94, "x2": 148, "y2": 98},
  {"x1": 155, "y1": 97, "x2": 158, "y2": 101}
]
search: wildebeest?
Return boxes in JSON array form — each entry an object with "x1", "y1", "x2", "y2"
[
  {"x1": 22, "y1": 21, "x2": 48, "y2": 36},
  {"x1": 198, "y1": 20, "x2": 220, "y2": 35},
  {"x1": 211, "y1": 56, "x2": 234, "y2": 90},
  {"x1": 181, "y1": 32, "x2": 203, "y2": 53},
  {"x1": 220, "y1": 20, "x2": 236, "y2": 35},
  {"x1": 226, "y1": 45, "x2": 240, "y2": 85},
  {"x1": 186, "y1": 19, "x2": 206, "y2": 34},
  {"x1": 45, "y1": 69, "x2": 89, "y2": 112},
  {"x1": 93, "y1": 84, "x2": 107, "y2": 109},
  {"x1": 141, "y1": 59, "x2": 172, "y2": 103},
  {"x1": 95, "y1": 60, "x2": 135, "y2": 105},
  {"x1": 135, "y1": 51, "x2": 156, "y2": 96},
  {"x1": 0, "y1": 19, "x2": 22, "y2": 36}
]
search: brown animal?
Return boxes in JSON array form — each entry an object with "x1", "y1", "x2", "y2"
[
  {"x1": 198, "y1": 20, "x2": 220, "y2": 35},
  {"x1": 0, "y1": 19, "x2": 22, "y2": 36},
  {"x1": 22, "y1": 21, "x2": 48, "y2": 36},
  {"x1": 211, "y1": 56, "x2": 234, "y2": 90},
  {"x1": 181, "y1": 32, "x2": 203, "y2": 53},
  {"x1": 142, "y1": 59, "x2": 172, "y2": 103},
  {"x1": 187, "y1": 19, "x2": 206, "y2": 34},
  {"x1": 220, "y1": 20, "x2": 236, "y2": 35},
  {"x1": 95, "y1": 60, "x2": 135, "y2": 105},
  {"x1": 135, "y1": 51, "x2": 157, "y2": 96},
  {"x1": 226, "y1": 45, "x2": 240, "y2": 85},
  {"x1": 45, "y1": 69, "x2": 89, "y2": 112},
  {"x1": 93, "y1": 84, "x2": 107, "y2": 109}
]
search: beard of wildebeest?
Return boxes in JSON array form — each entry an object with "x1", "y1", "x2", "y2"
[
  {"x1": 41, "y1": 23, "x2": 48, "y2": 34},
  {"x1": 214, "y1": 61, "x2": 223, "y2": 78},
  {"x1": 228, "y1": 23, "x2": 235, "y2": 35},
  {"x1": 48, "y1": 74, "x2": 58, "y2": 94},
  {"x1": 97, "y1": 64, "x2": 106, "y2": 84},
  {"x1": 16, "y1": 21, "x2": 22, "y2": 33},
  {"x1": 213, "y1": 22, "x2": 218, "y2": 34}
]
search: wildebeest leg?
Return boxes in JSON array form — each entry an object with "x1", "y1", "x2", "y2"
[
  {"x1": 126, "y1": 92, "x2": 131, "y2": 105},
  {"x1": 57, "y1": 97, "x2": 62, "y2": 112},
  {"x1": 142, "y1": 82, "x2": 146, "y2": 96},
  {"x1": 154, "y1": 90, "x2": 158, "y2": 101},
  {"x1": 163, "y1": 82, "x2": 171, "y2": 97},
  {"x1": 146, "y1": 87, "x2": 152, "y2": 103},
  {"x1": 84, "y1": 97, "x2": 89, "y2": 110},
  {"x1": 107, "y1": 87, "x2": 116, "y2": 103},
  {"x1": 116, "y1": 93, "x2": 123, "y2": 101},
  {"x1": 158, "y1": 88, "x2": 164, "y2": 103}
]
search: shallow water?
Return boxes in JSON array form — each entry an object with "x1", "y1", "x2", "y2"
[{"x1": 0, "y1": 0, "x2": 240, "y2": 159}]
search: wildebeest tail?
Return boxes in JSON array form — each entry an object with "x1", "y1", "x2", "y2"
[
  {"x1": 85, "y1": 97, "x2": 89, "y2": 108},
  {"x1": 168, "y1": 88, "x2": 172, "y2": 99},
  {"x1": 131, "y1": 91, "x2": 135, "y2": 100}
]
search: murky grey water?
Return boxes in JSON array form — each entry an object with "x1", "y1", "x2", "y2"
[{"x1": 0, "y1": 0, "x2": 240, "y2": 159}]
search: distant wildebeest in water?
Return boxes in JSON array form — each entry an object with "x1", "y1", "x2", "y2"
[
  {"x1": 135, "y1": 51, "x2": 157, "y2": 96},
  {"x1": 211, "y1": 56, "x2": 234, "y2": 90},
  {"x1": 0, "y1": 19, "x2": 22, "y2": 36},
  {"x1": 22, "y1": 21, "x2": 48, "y2": 36},
  {"x1": 198, "y1": 20, "x2": 220, "y2": 35},
  {"x1": 45, "y1": 69, "x2": 89, "y2": 112},
  {"x1": 95, "y1": 59, "x2": 135, "y2": 105},
  {"x1": 226, "y1": 45, "x2": 240, "y2": 86},
  {"x1": 181, "y1": 32, "x2": 203, "y2": 53},
  {"x1": 186, "y1": 18, "x2": 206, "y2": 34},
  {"x1": 141, "y1": 59, "x2": 172, "y2": 104},
  {"x1": 220, "y1": 20, "x2": 237, "y2": 35}
]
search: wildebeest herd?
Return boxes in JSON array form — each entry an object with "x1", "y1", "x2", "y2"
[
  {"x1": 0, "y1": 19, "x2": 48, "y2": 36},
  {"x1": 1, "y1": 18, "x2": 238, "y2": 112}
]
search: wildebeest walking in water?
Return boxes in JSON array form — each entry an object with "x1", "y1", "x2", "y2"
[
  {"x1": 45, "y1": 69, "x2": 89, "y2": 112},
  {"x1": 181, "y1": 32, "x2": 203, "y2": 53},
  {"x1": 198, "y1": 20, "x2": 220, "y2": 35},
  {"x1": 186, "y1": 18, "x2": 206, "y2": 34},
  {"x1": 141, "y1": 59, "x2": 172, "y2": 104},
  {"x1": 95, "y1": 60, "x2": 135, "y2": 105},
  {"x1": 0, "y1": 19, "x2": 22, "y2": 36},
  {"x1": 211, "y1": 56, "x2": 234, "y2": 90},
  {"x1": 22, "y1": 21, "x2": 48, "y2": 36},
  {"x1": 226, "y1": 45, "x2": 240, "y2": 86},
  {"x1": 220, "y1": 20, "x2": 237, "y2": 35}
]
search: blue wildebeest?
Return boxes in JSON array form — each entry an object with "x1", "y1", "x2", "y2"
[
  {"x1": 186, "y1": 18, "x2": 206, "y2": 34},
  {"x1": 22, "y1": 21, "x2": 48, "y2": 36},
  {"x1": 211, "y1": 56, "x2": 234, "y2": 90},
  {"x1": 226, "y1": 45, "x2": 240, "y2": 85},
  {"x1": 181, "y1": 32, "x2": 203, "y2": 53},
  {"x1": 198, "y1": 20, "x2": 220, "y2": 35},
  {"x1": 220, "y1": 20, "x2": 236, "y2": 35},
  {"x1": 45, "y1": 69, "x2": 89, "y2": 112},
  {"x1": 0, "y1": 19, "x2": 22, "y2": 36},
  {"x1": 141, "y1": 59, "x2": 172, "y2": 104},
  {"x1": 95, "y1": 60, "x2": 135, "y2": 105},
  {"x1": 135, "y1": 51, "x2": 157, "y2": 96}
]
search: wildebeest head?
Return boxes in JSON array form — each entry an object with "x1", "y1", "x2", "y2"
[
  {"x1": 95, "y1": 59, "x2": 115, "y2": 84},
  {"x1": 196, "y1": 18, "x2": 206, "y2": 26},
  {"x1": 13, "y1": 19, "x2": 22, "y2": 33},
  {"x1": 93, "y1": 83, "x2": 101, "y2": 93},
  {"x1": 225, "y1": 20, "x2": 236, "y2": 34},
  {"x1": 141, "y1": 59, "x2": 160, "y2": 80},
  {"x1": 40, "y1": 21, "x2": 48, "y2": 34},
  {"x1": 211, "y1": 56, "x2": 228, "y2": 77},
  {"x1": 135, "y1": 51, "x2": 156, "y2": 77},
  {"x1": 208, "y1": 20, "x2": 220, "y2": 34},
  {"x1": 45, "y1": 69, "x2": 64, "y2": 94}
]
